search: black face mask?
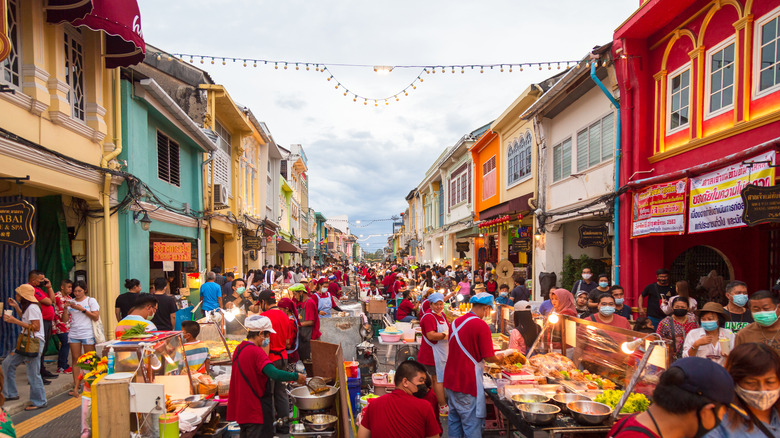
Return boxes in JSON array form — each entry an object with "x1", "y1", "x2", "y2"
[
  {"x1": 693, "y1": 407, "x2": 721, "y2": 438},
  {"x1": 673, "y1": 308, "x2": 688, "y2": 317},
  {"x1": 412, "y1": 383, "x2": 428, "y2": 399}
]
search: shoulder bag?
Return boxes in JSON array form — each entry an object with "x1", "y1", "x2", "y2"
[
  {"x1": 15, "y1": 326, "x2": 40, "y2": 357},
  {"x1": 89, "y1": 297, "x2": 106, "y2": 344}
]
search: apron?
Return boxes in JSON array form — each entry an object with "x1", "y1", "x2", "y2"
[
  {"x1": 450, "y1": 315, "x2": 486, "y2": 418},
  {"x1": 420, "y1": 299, "x2": 430, "y2": 315},
  {"x1": 317, "y1": 292, "x2": 333, "y2": 318},
  {"x1": 421, "y1": 313, "x2": 449, "y2": 381},
  {"x1": 287, "y1": 317, "x2": 300, "y2": 356}
]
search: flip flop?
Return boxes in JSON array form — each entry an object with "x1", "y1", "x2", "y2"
[
  {"x1": 68, "y1": 390, "x2": 80, "y2": 397},
  {"x1": 25, "y1": 404, "x2": 47, "y2": 411},
  {"x1": 4, "y1": 396, "x2": 19, "y2": 401}
]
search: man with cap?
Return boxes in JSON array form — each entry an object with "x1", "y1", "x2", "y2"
[
  {"x1": 443, "y1": 292, "x2": 512, "y2": 437},
  {"x1": 257, "y1": 290, "x2": 292, "y2": 430},
  {"x1": 418, "y1": 292, "x2": 451, "y2": 417},
  {"x1": 608, "y1": 357, "x2": 733, "y2": 438},
  {"x1": 227, "y1": 315, "x2": 306, "y2": 437},
  {"x1": 327, "y1": 275, "x2": 341, "y2": 297}
]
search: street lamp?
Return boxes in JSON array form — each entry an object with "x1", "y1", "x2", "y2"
[{"x1": 134, "y1": 210, "x2": 152, "y2": 231}]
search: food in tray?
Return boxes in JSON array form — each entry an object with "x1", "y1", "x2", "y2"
[
  {"x1": 594, "y1": 390, "x2": 650, "y2": 413},
  {"x1": 501, "y1": 364, "x2": 525, "y2": 374},
  {"x1": 208, "y1": 340, "x2": 241, "y2": 359},
  {"x1": 499, "y1": 351, "x2": 527, "y2": 366}
]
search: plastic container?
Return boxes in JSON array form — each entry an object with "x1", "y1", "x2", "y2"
[
  {"x1": 402, "y1": 328, "x2": 415, "y2": 341},
  {"x1": 159, "y1": 413, "x2": 179, "y2": 438},
  {"x1": 378, "y1": 330, "x2": 402, "y2": 343},
  {"x1": 216, "y1": 374, "x2": 231, "y2": 398},
  {"x1": 345, "y1": 361, "x2": 359, "y2": 378},
  {"x1": 347, "y1": 370, "x2": 361, "y2": 418},
  {"x1": 107, "y1": 347, "x2": 115, "y2": 375}
]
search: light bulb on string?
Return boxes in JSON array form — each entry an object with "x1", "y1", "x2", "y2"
[
  {"x1": 284, "y1": 63, "x2": 288, "y2": 69},
  {"x1": 538, "y1": 64, "x2": 542, "y2": 70},
  {"x1": 385, "y1": 99, "x2": 389, "y2": 105},
  {"x1": 211, "y1": 58, "x2": 215, "y2": 64},
  {"x1": 374, "y1": 100, "x2": 378, "y2": 106},
  {"x1": 335, "y1": 84, "x2": 339, "y2": 89},
  {"x1": 222, "y1": 58, "x2": 225, "y2": 65},
  {"x1": 404, "y1": 91, "x2": 408, "y2": 96},
  {"x1": 156, "y1": 53, "x2": 161, "y2": 61},
  {"x1": 343, "y1": 91, "x2": 347, "y2": 96},
  {"x1": 395, "y1": 96, "x2": 399, "y2": 101},
  {"x1": 190, "y1": 57, "x2": 194, "y2": 63},
  {"x1": 306, "y1": 64, "x2": 309, "y2": 71},
  {"x1": 253, "y1": 61, "x2": 257, "y2": 67},
  {"x1": 243, "y1": 61, "x2": 247, "y2": 67},
  {"x1": 200, "y1": 57, "x2": 204, "y2": 64},
  {"x1": 480, "y1": 67, "x2": 484, "y2": 73},
  {"x1": 461, "y1": 68, "x2": 465, "y2": 74},
  {"x1": 452, "y1": 68, "x2": 455, "y2": 73},
  {"x1": 295, "y1": 63, "x2": 299, "y2": 70},
  {"x1": 548, "y1": 63, "x2": 552, "y2": 70},
  {"x1": 327, "y1": 76, "x2": 332, "y2": 81},
  {"x1": 353, "y1": 97, "x2": 357, "y2": 102},
  {"x1": 509, "y1": 66, "x2": 513, "y2": 72},
  {"x1": 419, "y1": 77, "x2": 423, "y2": 82},
  {"x1": 500, "y1": 65, "x2": 504, "y2": 72},
  {"x1": 441, "y1": 67, "x2": 445, "y2": 73},
  {"x1": 520, "y1": 65, "x2": 523, "y2": 71},
  {"x1": 412, "y1": 85, "x2": 416, "y2": 89},
  {"x1": 274, "y1": 63, "x2": 278, "y2": 69},
  {"x1": 364, "y1": 100, "x2": 368, "y2": 105}
]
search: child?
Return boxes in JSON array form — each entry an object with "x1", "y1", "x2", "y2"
[
  {"x1": 181, "y1": 321, "x2": 210, "y2": 375},
  {"x1": 496, "y1": 284, "x2": 512, "y2": 305}
]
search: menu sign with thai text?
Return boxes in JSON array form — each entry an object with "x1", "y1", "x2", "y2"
[
  {"x1": 153, "y1": 242, "x2": 192, "y2": 262},
  {"x1": 632, "y1": 178, "x2": 688, "y2": 238},
  {"x1": 0, "y1": 201, "x2": 35, "y2": 247},
  {"x1": 741, "y1": 184, "x2": 780, "y2": 226},
  {"x1": 688, "y1": 151, "x2": 776, "y2": 234},
  {"x1": 578, "y1": 224, "x2": 609, "y2": 248}
]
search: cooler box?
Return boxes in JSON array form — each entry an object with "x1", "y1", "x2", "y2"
[{"x1": 347, "y1": 370, "x2": 361, "y2": 418}]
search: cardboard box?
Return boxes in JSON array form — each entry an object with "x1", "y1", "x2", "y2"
[{"x1": 367, "y1": 300, "x2": 387, "y2": 314}]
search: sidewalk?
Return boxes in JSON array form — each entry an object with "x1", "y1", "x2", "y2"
[{"x1": 2, "y1": 354, "x2": 74, "y2": 416}]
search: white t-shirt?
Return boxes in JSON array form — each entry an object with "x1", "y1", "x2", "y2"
[
  {"x1": 23, "y1": 304, "x2": 45, "y2": 341},
  {"x1": 68, "y1": 296, "x2": 100, "y2": 339}
]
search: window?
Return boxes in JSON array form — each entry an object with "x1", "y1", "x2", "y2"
[
  {"x1": 64, "y1": 27, "x2": 85, "y2": 121},
  {"x1": 707, "y1": 40, "x2": 735, "y2": 115},
  {"x1": 450, "y1": 169, "x2": 469, "y2": 207},
  {"x1": 552, "y1": 138, "x2": 572, "y2": 182},
  {"x1": 157, "y1": 132, "x2": 180, "y2": 186},
  {"x1": 668, "y1": 67, "x2": 690, "y2": 133},
  {"x1": 576, "y1": 113, "x2": 614, "y2": 171},
  {"x1": 215, "y1": 121, "x2": 232, "y2": 156},
  {"x1": 507, "y1": 132, "x2": 532, "y2": 185},
  {"x1": 758, "y1": 12, "x2": 780, "y2": 94},
  {"x1": 1, "y1": 0, "x2": 21, "y2": 89},
  {"x1": 482, "y1": 155, "x2": 497, "y2": 200}
]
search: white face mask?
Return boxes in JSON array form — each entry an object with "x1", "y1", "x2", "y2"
[
  {"x1": 582, "y1": 273, "x2": 592, "y2": 280},
  {"x1": 736, "y1": 385, "x2": 780, "y2": 411}
]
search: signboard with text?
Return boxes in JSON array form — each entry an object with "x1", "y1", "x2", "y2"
[
  {"x1": 153, "y1": 242, "x2": 192, "y2": 262},
  {"x1": 578, "y1": 225, "x2": 609, "y2": 248},
  {"x1": 0, "y1": 201, "x2": 35, "y2": 247},
  {"x1": 741, "y1": 184, "x2": 780, "y2": 226},
  {"x1": 688, "y1": 151, "x2": 776, "y2": 234},
  {"x1": 632, "y1": 178, "x2": 688, "y2": 238}
]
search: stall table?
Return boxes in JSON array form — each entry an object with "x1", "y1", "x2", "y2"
[
  {"x1": 179, "y1": 400, "x2": 219, "y2": 438},
  {"x1": 486, "y1": 390, "x2": 612, "y2": 438}
]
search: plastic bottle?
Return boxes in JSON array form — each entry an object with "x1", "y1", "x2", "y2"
[{"x1": 107, "y1": 346, "x2": 115, "y2": 374}]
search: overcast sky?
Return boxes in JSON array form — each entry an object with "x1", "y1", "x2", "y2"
[{"x1": 137, "y1": 0, "x2": 638, "y2": 252}]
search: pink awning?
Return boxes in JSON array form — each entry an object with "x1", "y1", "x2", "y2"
[
  {"x1": 71, "y1": 0, "x2": 145, "y2": 68},
  {"x1": 45, "y1": 0, "x2": 93, "y2": 24}
]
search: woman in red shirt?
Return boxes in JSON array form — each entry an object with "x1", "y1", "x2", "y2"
[
  {"x1": 418, "y1": 293, "x2": 450, "y2": 416},
  {"x1": 396, "y1": 290, "x2": 416, "y2": 322}
]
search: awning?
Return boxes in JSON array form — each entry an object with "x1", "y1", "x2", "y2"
[
  {"x1": 455, "y1": 226, "x2": 481, "y2": 239},
  {"x1": 45, "y1": 0, "x2": 93, "y2": 24},
  {"x1": 71, "y1": 0, "x2": 145, "y2": 68},
  {"x1": 480, "y1": 193, "x2": 533, "y2": 221},
  {"x1": 277, "y1": 240, "x2": 302, "y2": 254}
]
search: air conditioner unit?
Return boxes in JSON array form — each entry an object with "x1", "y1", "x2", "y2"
[{"x1": 214, "y1": 184, "x2": 229, "y2": 206}]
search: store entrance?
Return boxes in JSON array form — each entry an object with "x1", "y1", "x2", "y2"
[
  {"x1": 149, "y1": 233, "x2": 197, "y2": 295},
  {"x1": 670, "y1": 245, "x2": 732, "y2": 302}
]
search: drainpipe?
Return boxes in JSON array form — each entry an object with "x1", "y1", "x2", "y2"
[
  {"x1": 100, "y1": 68, "x2": 124, "y2": 325},
  {"x1": 590, "y1": 61, "x2": 621, "y2": 285},
  {"x1": 202, "y1": 150, "x2": 215, "y2": 270}
]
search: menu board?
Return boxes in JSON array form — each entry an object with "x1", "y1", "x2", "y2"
[
  {"x1": 688, "y1": 151, "x2": 775, "y2": 234},
  {"x1": 153, "y1": 242, "x2": 192, "y2": 262},
  {"x1": 631, "y1": 178, "x2": 687, "y2": 238}
]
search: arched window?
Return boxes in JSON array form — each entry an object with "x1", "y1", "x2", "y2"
[{"x1": 508, "y1": 131, "x2": 532, "y2": 185}]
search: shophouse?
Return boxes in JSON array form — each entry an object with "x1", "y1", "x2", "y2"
[
  {"x1": 0, "y1": 0, "x2": 145, "y2": 350},
  {"x1": 522, "y1": 45, "x2": 618, "y2": 293},
  {"x1": 315, "y1": 211, "x2": 328, "y2": 264},
  {"x1": 614, "y1": 0, "x2": 780, "y2": 303},
  {"x1": 419, "y1": 148, "x2": 450, "y2": 263}
]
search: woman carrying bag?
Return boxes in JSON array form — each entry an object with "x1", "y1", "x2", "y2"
[{"x1": 1, "y1": 284, "x2": 47, "y2": 410}]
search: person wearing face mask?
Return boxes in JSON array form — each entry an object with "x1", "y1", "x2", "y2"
[
  {"x1": 256, "y1": 290, "x2": 292, "y2": 430},
  {"x1": 571, "y1": 268, "x2": 598, "y2": 305},
  {"x1": 682, "y1": 302, "x2": 733, "y2": 366},
  {"x1": 114, "y1": 293, "x2": 158, "y2": 338},
  {"x1": 418, "y1": 293, "x2": 451, "y2": 417},
  {"x1": 608, "y1": 357, "x2": 733, "y2": 438},
  {"x1": 735, "y1": 290, "x2": 780, "y2": 355},
  {"x1": 724, "y1": 280, "x2": 753, "y2": 333},
  {"x1": 656, "y1": 297, "x2": 699, "y2": 360},
  {"x1": 662, "y1": 281, "x2": 698, "y2": 315},
  {"x1": 227, "y1": 315, "x2": 306, "y2": 438},
  {"x1": 706, "y1": 343, "x2": 780, "y2": 438},
  {"x1": 180, "y1": 320, "x2": 210, "y2": 375},
  {"x1": 292, "y1": 284, "x2": 320, "y2": 362},
  {"x1": 496, "y1": 284, "x2": 511, "y2": 305},
  {"x1": 443, "y1": 293, "x2": 511, "y2": 438},
  {"x1": 575, "y1": 291, "x2": 591, "y2": 318},
  {"x1": 588, "y1": 293, "x2": 631, "y2": 329},
  {"x1": 610, "y1": 285, "x2": 633, "y2": 320},
  {"x1": 314, "y1": 278, "x2": 342, "y2": 318},
  {"x1": 224, "y1": 278, "x2": 247, "y2": 310},
  {"x1": 639, "y1": 268, "x2": 674, "y2": 330},
  {"x1": 587, "y1": 274, "x2": 612, "y2": 312},
  {"x1": 358, "y1": 360, "x2": 441, "y2": 438}
]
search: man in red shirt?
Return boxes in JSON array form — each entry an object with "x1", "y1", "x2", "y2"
[
  {"x1": 29, "y1": 270, "x2": 57, "y2": 381},
  {"x1": 292, "y1": 285, "x2": 320, "y2": 361},
  {"x1": 227, "y1": 315, "x2": 305, "y2": 437},
  {"x1": 258, "y1": 290, "x2": 292, "y2": 429},
  {"x1": 358, "y1": 360, "x2": 441, "y2": 438},
  {"x1": 327, "y1": 276, "x2": 341, "y2": 297},
  {"x1": 443, "y1": 293, "x2": 508, "y2": 438}
]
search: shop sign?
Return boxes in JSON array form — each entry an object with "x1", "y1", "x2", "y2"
[
  {"x1": 153, "y1": 242, "x2": 192, "y2": 262},
  {"x1": 243, "y1": 235, "x2": 263, "y2": 250},
  {"x1": 688, "y1": 151, "x2": 776, "y2": 234},
  {"x1": 517, "y1": 226, "x2": 532, "y2": 239},
  {"x1": 578, "y1": 225, "x2": 609, "y2": 248},
  {"x1": 741, "y1": 184, "x2": 780, "y2": 226},
  {"x1": 631, "y1": 178, "x2": 688, "y2": 238},
  {"x1": 455, "y1": 242, "x2": 470, "y2": 252},
  {"x1": 0, "y1": 201, "x2": 35, "y2": 248},
  {"x1": 511, "y1": 239, "x2": 532, "y2": 253}
]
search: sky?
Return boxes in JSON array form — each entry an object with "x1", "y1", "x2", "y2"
[{"x1": 136, "y1": 0, "x2": 639, "y2": 253}]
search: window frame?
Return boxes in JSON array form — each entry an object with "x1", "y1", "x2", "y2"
[
  {"x1": 705, "y1": 36, "x2": 737, "y2": 119},
  {"x1": 449, "y1": 169, "x2": 469, "y2": 208},
  {"x1": 156, "y1": 130, "x2": 181, "y2": 187},
  {"x1": 575, "y1": 112, "x2": 615, "y2": 172},
  {"x1": 666, "y1": 64, "x2": 691, "y2": 136},
  {"x1": 507, "y1": 131, "x2": 533, "y2": 188},
  {"x1": 753, "y1": 5, "x2": 780, "y2": 99},
  {"x1": 552, "y1": 137, "x2": 572, "y2": 183},
  {"x1": 63, "y1": 25, "x2": 86, "y2": 122},
  {"x1": 1, "y1": 0, "x2": 22, "y2": 91}
]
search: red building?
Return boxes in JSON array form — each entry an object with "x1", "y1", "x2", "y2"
[{"x1": 614, "y1": 0, "x2": 780, "y2": 306}]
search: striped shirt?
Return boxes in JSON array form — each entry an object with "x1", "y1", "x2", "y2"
[{"x1": 183, "y1": 341, "x2": 209, "y2": 374}]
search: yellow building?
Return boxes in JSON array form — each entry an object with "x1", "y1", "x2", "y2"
[{"x1": 0, "y1": 0, "x2": 145, "y2": 344}]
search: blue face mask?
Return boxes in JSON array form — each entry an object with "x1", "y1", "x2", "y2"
[
  {"x1": 499, "y1": 292, "x2": 508, "y2": 297},
  {"x1": 599, "y1": 306, "x2": 615, "y2": 316},
  {"x1": 701, "y1": 320, "x2": 719, "y2": 332},
  {"x1": 261, "y1": 338, "x2": 270, "y2": 347},
  {"x1": 615, "y1": 298, "x2": 625, "y2": 306},
  {"x1": 732, "y1": 294, "x2": 748, "y2": 307},
  {"x1": 599, "y1": 281, "x2": 609, "y2": 288}
]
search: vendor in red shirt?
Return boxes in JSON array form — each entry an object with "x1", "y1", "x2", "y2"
[
  {"x1": 418, "y1": 292, "x2": 450, "y2": 417},
  {"x1": 396, "y1": 289, "x2": 416, "y2": 322},
  {"x1": 382, "y1": 271, "x2": 396, "y2": 296},
  {"x1": 327, "y1": 276, "x2": 341, "y2": 296},
  {"x1": 227, "y1": 315, "x2": 305, "y2": 438},
  {"x1": 391, "y1": 274, "x2": 406, "y2": 300},
  {"x1": 443, "y1": 293, "x2": 510, "y2": 438},
  {"x1": 358, "y1": 360, "x2": 441, "y2": 438},
  {"x1": 257, "y1": 290, "x2": 292, "y2": 429},
  {"x1": 292, "y1": 284, "x2": 320, "y2": 361}
]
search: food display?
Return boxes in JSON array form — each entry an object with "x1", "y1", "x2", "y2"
[
  {"x1": 208, "y1": 339, "x2": 240, "y2": 362},
  {"x1": 594, "y1": 390, "x2": 650, "y2": 413},
  {"x1": 499, "y1": 351, "x2": 527, "y2": 366}
]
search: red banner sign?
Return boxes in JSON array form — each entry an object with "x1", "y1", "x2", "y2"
[
  {"x1": 631, "y1": 178, "x2": 688, "y2": 238},
  {"x1": 153, "y1": 242, "x2": 191, "y2": 262}
]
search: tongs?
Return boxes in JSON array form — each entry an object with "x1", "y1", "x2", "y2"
[{"x1": 306, "y1": 377, "x2": 330, "y2": 396}]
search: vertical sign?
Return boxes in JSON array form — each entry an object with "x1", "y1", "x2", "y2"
[
  {"x1": 688, "y1": 151, "x2": 776, "y2": 233},
  {"x1": 631, "y1": 178, "x2": 688, "y2": 238}
]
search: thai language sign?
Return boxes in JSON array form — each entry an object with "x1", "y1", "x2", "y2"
[
  {"x1": 688, "y1": 151, "x2": 776, "y2": 234},
  {"x1": 631, "y1": 178, "x2": 687, "y2": 238},
  {"x1": 153, "y1": 242, "x2": 192, "y2": 262},
  {"x1": 741, "y1": 184, "x2": 780, "y2": 226}
]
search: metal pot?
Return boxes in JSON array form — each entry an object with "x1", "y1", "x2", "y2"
[
  {"x1": 516, "y1": 402, "x2": 560, "y2": 425},
  {"x1": 287, "y1": 385, "x2": 339, "y2": 411},
  {"x1": 302, "y1": 414, "x2": 338, "y2": 432},
  {"x1": 551, "y1": 393, "x2": 592, "y2": 413},
  {"x1": 567, "y1": 401, "x2": 613, "y2": 425}
]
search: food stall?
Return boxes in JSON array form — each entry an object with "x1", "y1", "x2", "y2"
[{"x1": 484, "y1": 314, "x2": 667, "y2": 437}]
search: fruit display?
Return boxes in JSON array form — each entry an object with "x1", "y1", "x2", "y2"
[{"x1": 594, "y1": 390, "x2": 650, "y2": 413}]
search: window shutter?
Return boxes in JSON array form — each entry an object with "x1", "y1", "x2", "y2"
[
  {"x1": 601, "y1": 113, "x2": 614, "y2": 161},
  {"x1": 576, "y1": 129, "x2": 588, "y2": 172},
  {"x1": 468, "y1": 164, "x2": 472, "y2": 204},
  {"x1": 562, "y1": 139, "x2": 572, "y2": 178},
  {"x1": 157, "y1": 132, "x2": 169, "y2": 183},
  {"x1": 588, "y1": 121, "x2": 601, "y2": 167},
  {"x1": 169, "y1": 138, "x2": 180, "y2": 186}
]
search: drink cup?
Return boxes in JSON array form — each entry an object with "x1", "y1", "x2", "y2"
[
  {"x1": 719, "y1": 337, "x2": 730, "y2": 355},
  {"x1": 3, "y1": 309, "x2": 11, "y2": 317}
]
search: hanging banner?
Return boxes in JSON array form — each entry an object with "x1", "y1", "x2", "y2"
[
  {"x1": 153, "y1": 242, "x2": 192, "y2": 262},
  {"x1": 688, "y1": 151, "x2": 776, "y2": 234},
  {"x1": 0, "y1": 200, "x2": 35, "y2": 248},
  {"x1": 631, "y1": 178, "x2": 688, "y2": 238}
]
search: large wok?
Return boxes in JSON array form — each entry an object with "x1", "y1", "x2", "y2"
[{"x1": 287, "y1": 385, "x2": 339, "y2": 411}]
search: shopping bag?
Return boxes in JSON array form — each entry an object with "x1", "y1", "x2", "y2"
[{"x1": 15, "y1": 327, "x2": 40, "y2": 357}]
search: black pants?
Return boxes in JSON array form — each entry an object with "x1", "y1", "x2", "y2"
[
  {"x1": 269, "y1": 358, "x2": 289, "y2": 420},
  {"x1": 40, "y1": 319, "x2": 52, "y2": 375},
  {"x1": 298, "y1": 326, "x2": 313, "y2": 361}
]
